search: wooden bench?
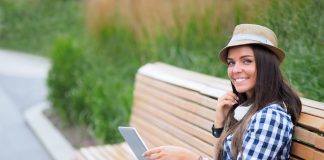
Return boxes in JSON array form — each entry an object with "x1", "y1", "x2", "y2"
[{"x1": 74, "y1": 62, "x2": 324, "y2": 160}]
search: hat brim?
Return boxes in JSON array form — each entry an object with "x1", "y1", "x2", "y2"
[{"x1": 218, "y1": 40, "x2": 285, "y2": 64}]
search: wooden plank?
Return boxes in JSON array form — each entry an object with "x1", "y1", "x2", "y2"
[
  {"x1": 134, "y1": 92, "x2": 213, "y2": 131},
  {"x1": 136, "y1": 74, "x2": 216, "y2": 110},
  {"x1": 136, "y1": 82, "x2": 215, "y2": 121},
  {"x1": 302, "y1": 105, "x2": 324, "y2": 119},
  {"x1": 152, "y1": 63, "x2": 229, "y2": 84},
  {"x1": 120, "y1": 143, "x2": 137, "y2": 159},
  {"x1": 138, "y1": 65, "x2": 206, "y2": 93},
  {"x1": 138, "y1": 65, "x2": 230, "y2": 99},
  {"x1": 130, "y1": 121, "x2": 156, "y2": 149},
  {"x1": 301, "y1": 97, "x2": 324, "y2": 111},
  {"x1": 87, "y1": 147, "x2": 106, "y2": 160},
  {"x1": 132, "y1": 114, "x2": 212, "y2": 158},
  {"x1": 291, "y1": 142, "x2": 324, "y2": 160},
  {"x1": 133, "y1": 102, "x2": 214, "y2": 144},
  {"x1": 294, "y1": 126, "x2": 324, "y2": 150},
  {"x1": 132, "y1": 122, "x2": 168, "y2": 147},
  {"x1": 298, "y1": 113, "x2": 324, "y2": 133},
  {"x1": 95, "y1": 146, "x2": 117, "y2": 160},
  {"x1": 133, "y1": 108, "x2": 214, "y2": 156},
  {"x1": 80, "y1": 147, "x2": 98, "y2": 160},
  {"x1": 114, "y1": 144, "x2": 136, "y2": 159},
  {"x1": 136, "y1": 74, "x2": 205, "y2": 107},
  {"x1": 150, "y1": 63, "x2": 232, "y2": 91},
  {"x1": 289, "y1": 155, "x2": 303, "y2": 160},
  {"x1": 102, "y1": 145, "x2": 122, "y2": 159},
  {"x1": 100, "y1": 142, "x2": 136, "y2": 160}
]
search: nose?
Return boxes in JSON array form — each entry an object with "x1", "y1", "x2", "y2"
[{"x1": 232, "y1": 63, "x2": 243, "y2": 73}]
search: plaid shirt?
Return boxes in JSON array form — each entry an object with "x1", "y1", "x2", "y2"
[{"x1": 223, "y1": 103, "x2": 294, "y2": 160}]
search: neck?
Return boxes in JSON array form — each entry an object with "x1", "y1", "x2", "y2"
[{"x1": 246, "y1": 91, "x2": 253, "y2": 99}]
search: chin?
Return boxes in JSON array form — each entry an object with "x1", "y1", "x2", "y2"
[{"x1": 234, "y1": 87, "x2": 248, "y2": 93}]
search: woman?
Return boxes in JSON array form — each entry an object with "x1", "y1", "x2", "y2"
[{"x1": 143, "y1": 24, "x2": 302, "y2": 160}]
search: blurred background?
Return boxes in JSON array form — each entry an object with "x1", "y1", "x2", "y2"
[{"x1": 0, "y1": 0, "x2": 323, "y2": 150}]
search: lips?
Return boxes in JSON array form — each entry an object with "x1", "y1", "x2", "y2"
[{"x1": 232, "y1": 77, "x2": 249, "y2": 84}]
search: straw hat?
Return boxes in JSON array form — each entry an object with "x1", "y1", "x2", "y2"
[{"x1": 219, "y1": 24, "x2": 285, "y2": 64}]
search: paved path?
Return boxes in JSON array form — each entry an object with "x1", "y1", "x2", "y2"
[{"x1": 0, "y1": 49, "x2": 52, "y2": 160}]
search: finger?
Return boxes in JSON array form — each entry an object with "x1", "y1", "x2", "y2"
[
  {"x1": 227, "y1": 92, "x2": 239, "y2": 101},
  {"x1": 220, "y1": 99, "x2": 237, "y2": 107},
  {"x1": 148, "y1": 153, "x2": 162, "y2": 160},
  {"x1": 143, "y1": 147, "x2": 161, "y2": 156},
  {"x1": 219, "y1": 92, "x2": 238, "y2": 102},
  {"x1": 222, "y1": 93, "x2": 238, "y2": 103}
]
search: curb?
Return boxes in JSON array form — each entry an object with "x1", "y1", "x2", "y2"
[{"x1": 24, "y1": 101, "x2": 75, "y2": 160}]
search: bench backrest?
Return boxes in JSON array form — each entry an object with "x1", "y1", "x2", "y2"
[{"x1": 132, "y1": 62, "x2": 324, "y2": 160}]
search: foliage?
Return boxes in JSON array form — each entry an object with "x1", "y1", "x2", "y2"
[{"x1": 0, "y1": 0, "x2": 83, "y2": 55}]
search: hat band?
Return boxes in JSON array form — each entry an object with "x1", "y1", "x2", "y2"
[{"x1": 229, "y1": 34, "x2": 274, "y2": 46}]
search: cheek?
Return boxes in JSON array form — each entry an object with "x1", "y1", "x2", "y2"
[
  {"x1": 227, "y1": 67, "x2": 232, "y2": 77},
  {"x1": 250, "y1": 69, "x2": 257, "y2": 82}
]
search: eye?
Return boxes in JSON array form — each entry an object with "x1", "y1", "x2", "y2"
[
  {"x1": 227, "y1": 60, "x2": 235, "y2": 66},
  {"x1": 243, "y1": 59, "x2": 252, "y2": 65}
]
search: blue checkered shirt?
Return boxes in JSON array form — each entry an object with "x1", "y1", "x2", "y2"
[{"x1": 223, "y1": 103, "x2": 294, "y2": 160}]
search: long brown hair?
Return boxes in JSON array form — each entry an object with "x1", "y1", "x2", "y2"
[{"x1": 215, "y1": 44, "x2": 302, "y2": 159}]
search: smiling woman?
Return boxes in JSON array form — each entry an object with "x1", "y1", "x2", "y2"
[
  {"x1": 226, "y1": 46, "x2": 257, "y2": 98},
  {"x1": 143, "y1": 24, "x2": 302, "y2": 160}
]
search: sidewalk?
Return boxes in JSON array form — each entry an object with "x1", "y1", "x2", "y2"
[{"x1": 0, "y1": 50, "x2": 73, "y2": 160}]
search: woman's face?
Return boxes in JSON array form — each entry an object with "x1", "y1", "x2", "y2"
[{"x1": 227, "y1": 45, "x2": 257, "y2": 98}]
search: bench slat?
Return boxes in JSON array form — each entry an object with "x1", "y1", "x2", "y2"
[
  {"x1": 136, "y1": 75, "x2": 208, "y2": 108},
  {"x1": 135, "y1": 92, "x2": 213, "y2": 131},
  {"x1": 133, "y1": 108, "x2": 214, "y2": 156},
  {"x1": 136, "y1": 82, "x2": 214, "y2": 121},
  {"x1": 95, "y1": 146, "x2": 115, "y2": 160},
  {"x1": 79, "y1": 147, "x2": 100, "y2": 160},
  {"x1": 301, "y1": 97, "x2": 324, "y2": 111},
  {"x1": 137, "y1": 74, "x2": 219, "y2": 109},
  {"x1": 152, "y1": 63, "x2": 231, "y2": 91},
  {"x1": 298, "y1": 113, "x2": 324, "y2": 133},
  {"x1": 301, "y1": 105, "x2": 324, "y2": 119},
  {"x1": 291, "y1": 142, "x2": 324, "y2": 160},
  {"x1": 294, "y1": 126, "x2": 324, "y2": 150},
  {"x1": 132, "y1": 113, "x2": 212, "y2": 158},
  {"x1": 134, "y1": 100, "x2": 214, "y2": 144}
]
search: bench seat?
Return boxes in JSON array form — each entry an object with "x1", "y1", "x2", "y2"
[{"x1": 75, "y1": 62, "x2": 324, "y2": 160}]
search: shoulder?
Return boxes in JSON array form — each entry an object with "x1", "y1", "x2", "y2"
[
  {"x1": 248, "y1": 103, "x2": 294, "y2": 133},
  {"x1": 241, "y1": 103, "x2": 294, "y2": 159}
]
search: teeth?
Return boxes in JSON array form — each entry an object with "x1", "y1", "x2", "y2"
[{"x1": 235, "y1": 78, "x2": 247, "y2": 82}]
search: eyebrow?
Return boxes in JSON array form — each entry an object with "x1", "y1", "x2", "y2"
[{"x1": 227, "y1": 55, "x2": 254, "y2": 60}]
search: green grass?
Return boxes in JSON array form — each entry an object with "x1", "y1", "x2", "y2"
[
  {"x1": 262, "y1": 0, "x2": 324, "y2": 100},
  {"x1": 0, "y1": 0, "x2": 84, "y2": 56}
]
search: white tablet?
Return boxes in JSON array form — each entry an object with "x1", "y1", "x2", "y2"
[{"x1": 118, "y1": 126, "x2": 148, "y2": 160}]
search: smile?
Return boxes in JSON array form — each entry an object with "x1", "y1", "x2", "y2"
[{"x1": 233, "y1": 77, "x2": 249, "y2": 83}]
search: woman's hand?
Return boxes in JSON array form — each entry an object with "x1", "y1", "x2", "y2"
[
  {"x1": 214, "y1": 92, "x2": 238, "y2": 127},
  {"x1": 142, "y1": 145, "x2": 200, "y2": 160}
]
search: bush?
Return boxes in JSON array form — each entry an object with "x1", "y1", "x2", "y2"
[
  {"x1": 48, "y1": 23, "x2": 139, "y2": 143},
  {"x1": 47, "y1": 36, "x2": 88, "y2": 124}
]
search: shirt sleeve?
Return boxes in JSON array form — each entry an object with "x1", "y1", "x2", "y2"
[{"x1": 238, "y1": 105, "x2": 293, "y2": 160}]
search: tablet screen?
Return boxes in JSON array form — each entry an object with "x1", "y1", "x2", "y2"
[{"x1": 118, "y1": 126, "x2": 148, "y2": 160}]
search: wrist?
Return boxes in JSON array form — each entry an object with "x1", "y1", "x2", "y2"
[
  {"x1": 214, "y1": 120, "x2": 224, "y2": 128},
  {"x1": 211, "y1": 124, "x2": 224, "y2": 138}
]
